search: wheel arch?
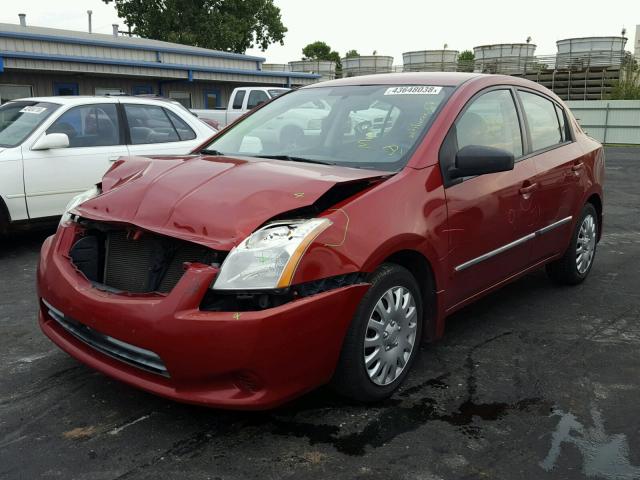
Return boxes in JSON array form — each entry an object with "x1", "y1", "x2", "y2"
[
  {"x1": 585, "y1": 192, "x2": 603, "y2": 241},
  {"x1": 377, "y1": 248, "x2": 441, "y2": 343}
]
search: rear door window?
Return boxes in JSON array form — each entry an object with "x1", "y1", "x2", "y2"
[
  {"x1": 518, "y1": 91, "x2": 563, "y2": 151},
  {"x1": 124, "y1": 104, "x2": 180, "y2": 145},
  {"x1": 47, "y1": 104, "x2": 120, "y2": 148},
  {"x1": 247, "y1": 90, "x2": 269, "y2": 109}
]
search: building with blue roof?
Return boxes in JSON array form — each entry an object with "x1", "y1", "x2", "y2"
[{"x1": 0, "y1": 16, "x2": 319, "y2": 108}]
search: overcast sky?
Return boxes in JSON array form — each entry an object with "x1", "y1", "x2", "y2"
[{"x1": 1, "y1": 0, "x2": 638, "y2": 63}]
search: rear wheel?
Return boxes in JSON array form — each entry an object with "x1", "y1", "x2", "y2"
[
  {"x1": 331, "y1": 263, "x2": 423, "y2": 402},
  {"x1": 546, "y1": 203, "x2": 599, "y2": 285}
]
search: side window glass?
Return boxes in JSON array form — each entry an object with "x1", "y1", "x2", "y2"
[
  {"x1": 519, "y1": 91, "x2": 563, "y2": 151},
  {"x1": 232, "y1": 91, "x2": 246, "y2": 110},
  {"x1": 455, "y1": 90, "x2": 523, "y2": 158},
  {"x1": 165, "y1": 109, "x2": 196, "y2": 141},
  {"x1": 555, "y1": 104, "x2": 570, "y2": 142},
  {"x1": 47, "y1": 104, "x2": 119, "y2": 148},
  {"x1": 124, "y1": 104, "x2": 180, "y2": 145},
  {"x1": 247, "y1": 90, "x2": 269, "y2": 109}
]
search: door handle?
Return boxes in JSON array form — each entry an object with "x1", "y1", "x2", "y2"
[
  {"x1": 108, "y1": 156, "x2": 121, "y2": 162},
  {"x1": 519, "y1": 182, "x2": 538, "y2": 195},
  {"x1": 572, "y1": 162, "x2": 585, "y2": 172}
]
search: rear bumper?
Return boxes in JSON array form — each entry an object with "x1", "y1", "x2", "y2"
[{"x1": 37, "y1": 228, "x2": 369, "y2": 409}]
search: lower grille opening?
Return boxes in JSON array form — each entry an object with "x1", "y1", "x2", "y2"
[
  {"x1": 43, "y1": 299, "x2": 169, "y2": 377},
  {"x1": 70, "y1": 220, "x2": 224, "y2": 294}
]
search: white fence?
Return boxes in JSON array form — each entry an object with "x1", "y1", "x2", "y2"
[{"x1": 565, "y1": 100, "x2": 640, "y2": 145}]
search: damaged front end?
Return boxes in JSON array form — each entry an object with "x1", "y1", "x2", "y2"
[
  {"x1": 67, "y1": 217, "x2": 366, "y2": 311},
  {"x1": 61, "y1": 154, "x2": 390, "y2": 312},
  {"x1": 68, "y1": 218, "x2": 224, "y2": 295}
]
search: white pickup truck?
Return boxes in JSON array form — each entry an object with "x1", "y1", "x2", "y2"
[{"x1": 192, "y1": 87, "x2": 289, "y2": 129}]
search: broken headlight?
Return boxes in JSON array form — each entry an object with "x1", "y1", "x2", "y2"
[
  {"x1": 59, "y1": 185, "x2": 101, "y2": 226},
  {"x1": 212, "y1": 218, "x2": 331, "y2": 291}
]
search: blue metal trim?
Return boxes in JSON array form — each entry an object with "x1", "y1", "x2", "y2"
[
  {"x1": 0, "y1": 51, "x2": 320, "y2": 79},
  {"x1": 0, "y1": 30, "x2": 266, "y2": 62},
  {"x1": 0, "y1": 56, "x2": 3, "y2": 73}
]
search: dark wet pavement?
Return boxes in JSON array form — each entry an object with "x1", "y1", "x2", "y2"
[{"x1": 1, "y1": 147, "x2": 639, "y2": 479}]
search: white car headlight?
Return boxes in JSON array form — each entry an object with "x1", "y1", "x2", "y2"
[
  {"x1": 213, "y1": 218, "x2": 332, "y2": 290},
  {"x1": 60, "y1": 185, "x2": 101, "y2": 225}
]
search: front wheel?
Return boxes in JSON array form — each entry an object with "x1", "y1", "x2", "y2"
[
  {"x1": 331, "y1": 263, "x2": 423, "y2": 402},
  {"x1": 546, "y1": 203, "x2": 599, "y2": 285}
]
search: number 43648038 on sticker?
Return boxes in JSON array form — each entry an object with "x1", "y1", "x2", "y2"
[{"x1": 384, "y1": 86, "x2": 443, "y2": 95}]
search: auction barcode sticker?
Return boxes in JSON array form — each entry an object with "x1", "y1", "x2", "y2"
[
  {"x1": 384, "y1": 86, "x2": 442, "y2": 95},
  {"x1": 19, "y1": 106, "x2": 47, "y2": 114}
]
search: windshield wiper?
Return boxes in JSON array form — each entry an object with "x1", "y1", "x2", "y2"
[
  {"x1": 200, "y1": 149, "x2": 225, "y2": 156},
  {"x1": 254, "y1": 154, "x2": 335, "y2": 166}
]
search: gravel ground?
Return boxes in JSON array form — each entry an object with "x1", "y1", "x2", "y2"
[{"x1": 1, "y1": 146, "x2": 639, "y2": 480}]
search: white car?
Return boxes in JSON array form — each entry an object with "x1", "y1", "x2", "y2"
[{"x1": 0, "y1": 96, "x2": 216, "y2": 232}]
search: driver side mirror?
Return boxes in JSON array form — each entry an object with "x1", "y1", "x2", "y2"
[
  {"x1": 449, "y1": 145, "x2": 514, "y2": 179},
  {"x1": 32, "y1": 133, "x2": 70, "y2": 151}
]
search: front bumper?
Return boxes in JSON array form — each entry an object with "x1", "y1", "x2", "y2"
[{"x1": 37, "y1": 227, "x2": 369, "y2": 409}]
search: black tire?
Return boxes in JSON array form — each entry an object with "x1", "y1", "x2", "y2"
[
  {"x1": 546, "y1": 203, "x2": 599, "y2": 285},
  {"x1": 331, "y1": 263, "x2": 423, "y2": 402},
  {"x1": 0, "y1": 207, "x2": 8, "y2": 238}
]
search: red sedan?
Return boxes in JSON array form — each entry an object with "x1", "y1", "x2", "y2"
[{"x1": 37, "y1": 73, "x2": 604, "y2": 409}]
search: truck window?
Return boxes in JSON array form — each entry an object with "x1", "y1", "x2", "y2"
[
  {"x1": 232, "y1": 91, "x2": 246, "y2": 110},
  {"x1": 247, "y1": 90, "x2": 269, "y2": 109}
]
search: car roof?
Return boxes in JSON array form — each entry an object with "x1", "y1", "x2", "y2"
[
  {"x1": 301, "y1": 72, "x2": 564, "y2": 103},
  {"x1": 7, "y1": 96, "x2": 185, "y2": 107},
  {"x1": 303, "y1": 72, "x2": 554, "y2": 90},
  {"x1": 303, "y1": 72, "x2": 484, "y2": 89}
]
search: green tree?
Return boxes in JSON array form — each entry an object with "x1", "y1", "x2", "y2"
[
  {"x1": 345, "y1": 49, "x2": 360, "y2": 58},
  {"x1": 302, "y1": 41, "x2": 341, "y2": 70},
  {"x1": 457, "y1": 50, "x2": 475, "y2": 72},
  {"x1": 610, "y1": 53, "x2": 640, "y2": 100},
  {"x1": 103, "y1": 0, "x2": 287, "y2": 53}
]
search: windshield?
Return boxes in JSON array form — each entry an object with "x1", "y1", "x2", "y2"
[
  {"x1": 0, "y1": 101, "x2": 59, "y2": 147},
  {"x1": 203, "y1": 85, "x2": 452, "y2": 171}
]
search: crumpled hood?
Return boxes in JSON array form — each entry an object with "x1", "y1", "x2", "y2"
[{"x1": 76, "y1": 154, "x2": 389, "y2": 250}]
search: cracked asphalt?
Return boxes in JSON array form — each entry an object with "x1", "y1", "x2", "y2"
[{"x1": 1, "y1": 146, "x2": 639, "y2": 480}]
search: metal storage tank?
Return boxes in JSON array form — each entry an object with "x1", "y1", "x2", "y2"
[
  {"x1": 402, "y1": 50, "x2": 459, "y2": 72},
  {"x1": 288, "y1": 60, "x2": 336, "y2": 81},
  {"x1": 473, "y1": 43, "x2": 537, "y2": 74},
  {"x1": 341, "y1": 55, "x2": 394, "y2": 77},
  {"x1": 555, "y1": 36, "x2": 627, "y2": 69}
]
